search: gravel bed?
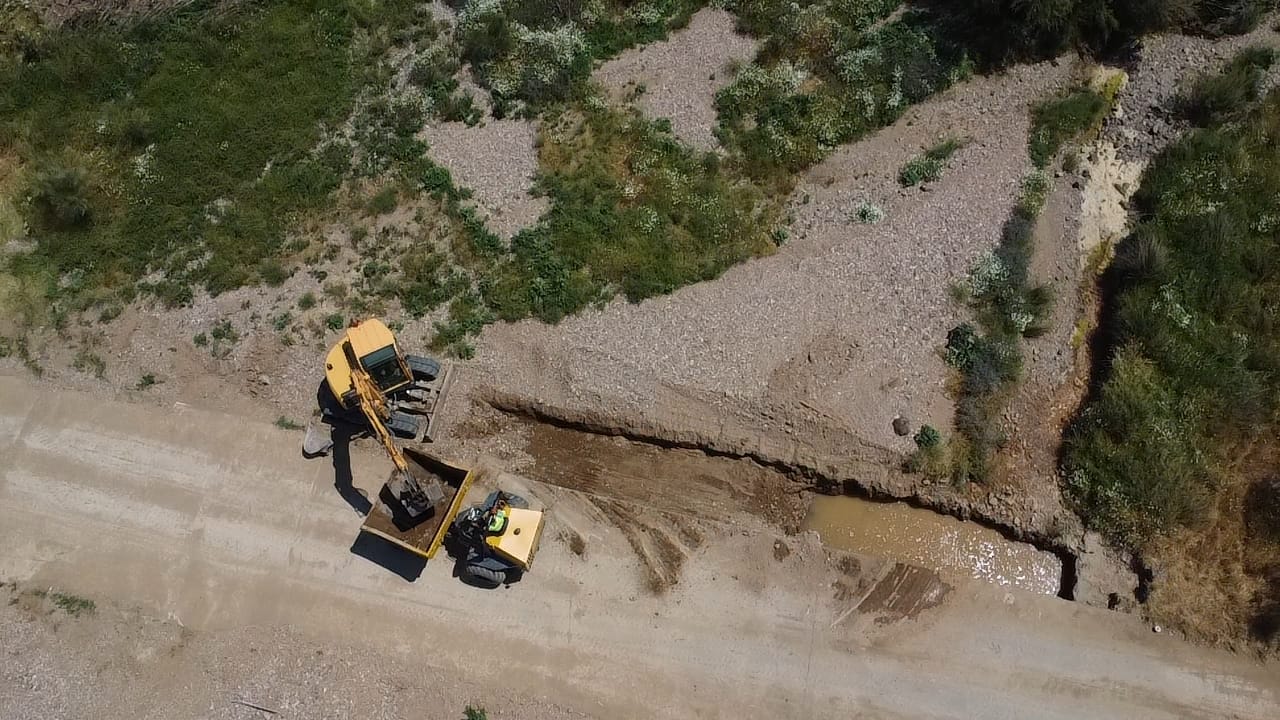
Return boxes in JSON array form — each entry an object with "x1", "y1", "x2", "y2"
[
  {"x1": 1105, "y1": 18, "x2": 1280, "y2": 160},
  {"x1": 475, "y1": 59, "x2": 1076, "y2": 449},
  {"x1": 594, "y1": 8, "x2": 758, "y2": 151},
  {"x1": 422, "y1": 118, "x2": 548, "y2": 240}
]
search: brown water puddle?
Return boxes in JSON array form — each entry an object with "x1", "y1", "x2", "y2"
[{"x1": 805, "y1": 496, "x2": 1062, "y2": 596}]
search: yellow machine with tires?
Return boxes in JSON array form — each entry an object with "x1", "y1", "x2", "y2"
[{"x1": 308, "y1": 318, "x2": 545, "y2": 584}]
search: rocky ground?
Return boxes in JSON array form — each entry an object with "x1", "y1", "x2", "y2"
[{"x1": 595, "y1": 9, "x2": 758, "y2": 151}]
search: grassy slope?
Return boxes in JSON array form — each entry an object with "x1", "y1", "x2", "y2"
[
  {"x1": 0, "y1": 0, "x2": 406, "y2": 308},
  {"x1": 1064, "y1": 52, "x2": 1280, "y2": 645}
]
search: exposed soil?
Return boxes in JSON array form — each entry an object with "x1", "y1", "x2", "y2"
[{"x1": 594, "y1": 8, "x2": 758, "y2": 151}]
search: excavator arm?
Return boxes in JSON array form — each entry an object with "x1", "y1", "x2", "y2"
[{"x1": 342, "y1": 342, "x2": 441, "y2": 517}]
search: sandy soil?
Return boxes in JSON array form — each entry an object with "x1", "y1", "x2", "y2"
[
  {"x1": 3, "y1": 374, "x2": 1278, "y2": 719},
  {"x1": 594, "y1": 8, "x2": 758, "y2": 151}
]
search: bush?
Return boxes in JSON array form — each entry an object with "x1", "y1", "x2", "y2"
[
  {"x1": 1065, "y1": 74, "x2": 1280, "y2": 548},
  {"x1": 479, "y1": 104, "x2": 772, "y2": 322},
  {"x1": 898, "y1": 137, "x2": 964, "y2": 186},
  {"x1": 715, "y1": 12, "x2": 965, "y2": 180},
  {"x1": 367, "y1": 186, "x2": 399, "y2": 215},
  {"x1": 1176, "y1": 45, "x2": 1276, "y2": 126},
  {"x1": 0, "y1": 0, "x2": 422, "y2": 305},
  {"x1": 457, "y1": 0, "x2": 691, "y2": 110},
  {"x1": 1028, "y1": 88, "x2": 1109, "y2": 168},
  {"x1": 1246, "y1": 477, "x2": 1280, "y2": 544},
  {"x1": 28, "y1": 164, "x2": 92, "y2": 230},
  {"x1": 936, "y1": 1, "x2": 1259, "y2": 68}
]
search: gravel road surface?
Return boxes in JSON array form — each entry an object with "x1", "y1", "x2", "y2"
[{"x1": 1, "y1": 373, "x2": 1277, "y2": 719}]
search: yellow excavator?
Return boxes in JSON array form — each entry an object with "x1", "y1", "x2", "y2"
[
  {"x1": 306, "y1": 318, "x2": 544, "y2": 586},
  {"x1": 314, "y1": 318, "x2": 450, "y2": 517}
]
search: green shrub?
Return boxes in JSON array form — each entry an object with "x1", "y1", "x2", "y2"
[
  {"x1": 325, "y1": 312, "x2": 345, "y2": 330},
  {"x1": 938, "y1": 1, "x2": 1263, "y2": 68},
  {"x1": 274, "y1": 416, "x2": 304, "y2": 430},
  {"x1": 210, "y1": 320, "x2": 238, "y2": 343},
  {"x1": 855, "y1": 201, "x2": 885, "y2": 224},
  {"x1": 50, "y1": 591, "x2": 95, "y2": 616},
  {"x1": 72, "y1": 350, "x2": 106, "y2": 379},
  {"x1": 136, "y1": 373, "x2": 159, "y2": 390},
  {"x1": 457, "y1": 0, "x2": 697, "y2": 111},
  {"x1": 298, "y1": 292, "x2": 317, "y2": 310},
  {"x1": 0, "y1": 0, "x2": 421, "y2": 305},
  {"x1": 432, "y1": 291, "x2": 494, "y2": 357},
  {"x1": 898, "y1": 137, "x2": 964, "y2": 187},
  {"x1": 1245, "y1": 477, "x2": 1280, "y2": 544},
  {"x1": 480, "y1": 104, "x2": 772, "y2": 322},
  {"x1": 715, "y1": 12, "x2": 964, "y2": 180},
  {"x1": 1176, "y1": 45, "x2": 1276, "y2": 127},
  {"x1": 1028, "y1": 88, "x2": 1108, "y2": 168},
  {"x1": 914, "y1": 424, "x2": 942, "y2": 449},
  {"x1": 1065, "y1": 81, "x2": 1280, "y2": 547},
  {"x1": 367, "y1": 186, "x2": 400, "y2": 215},
  {"x1": 1066, "y1": 349, "x2": 1212, "y2": 544},
  {"x1": 28, "y1": 164, "x2": 92, "y2": 230}
]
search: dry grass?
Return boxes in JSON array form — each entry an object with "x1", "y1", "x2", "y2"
[{"x1": 1145, "y1": 440, "x2": 1280, "y2": 651}]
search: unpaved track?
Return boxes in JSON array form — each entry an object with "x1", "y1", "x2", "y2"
[{"x1": 1, "y1": 374, "x2": 1278, "y2": 719}]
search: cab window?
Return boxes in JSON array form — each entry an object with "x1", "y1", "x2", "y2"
[{"x1": 361, "y1": 345, "x2": 408, "y2": 391}]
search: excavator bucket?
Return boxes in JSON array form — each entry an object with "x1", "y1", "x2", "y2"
[{"x1": 359, "y1": 448, "x2": 482, "y2": 560}]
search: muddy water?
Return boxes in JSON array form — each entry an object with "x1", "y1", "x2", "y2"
[{"x1": 805, "y1": 496, "x2": 1063, "y2": 596}]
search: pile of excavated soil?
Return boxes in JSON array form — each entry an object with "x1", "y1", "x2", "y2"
[{"x1": 594, "y1": 8, "x2": 758, "y2": 151}]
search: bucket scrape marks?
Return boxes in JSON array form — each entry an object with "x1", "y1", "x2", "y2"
[
  {"x1": 587, "y1": 496, "x2": 705, "y2": 594},
  {"x1": 856, "y1": 563, "x2": 952, "y2": 626}
]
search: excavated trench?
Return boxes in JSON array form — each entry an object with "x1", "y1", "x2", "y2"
[{"x1": 503, "y1": 408, "x2": 1077, "y2": 598}]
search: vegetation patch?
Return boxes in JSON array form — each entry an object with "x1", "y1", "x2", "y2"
[
  {"x1": 715, "y1": 1, "x2": 970, "y2": 184},
  {"x1": 1176, "y1": 46, "x2": 1277, "y2": 127},
  {"x1": 939, "y1": 0, "x2": 1275, "y2": 68},
  {"x1": 1064, "y1": 57, "x2": 1280, "y2": 643},
  {"x1": 477, "y1": 102, "x2": 775, "y2": 323},
  {"x1": 898, "y1": 137, "x2": 964, "y2": 187},
  {"x1": 0, "y1": 0, "x2": 435, "y2": 326},
  {"x1": 1028, "y1": 87, "x2": 1110, "y2": 169},
  {"x1": 457, "y1": 0, "x2": 702, "y2": 115}
]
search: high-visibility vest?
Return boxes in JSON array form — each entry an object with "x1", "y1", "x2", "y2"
[{"x1": 488, "y1": 508, "x2": 508, "y2": 534}]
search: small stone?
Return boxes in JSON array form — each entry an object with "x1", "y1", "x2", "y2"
[
  {"x1": 259, "y1": 374, "x2": 271, "y2": 386},
  {"x1": 892, "y1": 416, "x2": 911, "y2": 436}
]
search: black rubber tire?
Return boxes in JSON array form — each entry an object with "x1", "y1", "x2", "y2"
[
  {"x1": 405, "y1": 354, "x2": 440, "y2": 382},
  {"x1": 387, "y1": 411, "x2": 419, "y2": 439},
  {"x1": 464, "y1": 563, "x2": 506, "y2": 588}
]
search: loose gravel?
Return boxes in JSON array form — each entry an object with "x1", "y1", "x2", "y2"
[
  {"x1": 1105, "y1": 20, "x2": 1280, "y2": 161},
  {"x1": 422, "y1": 117, "x2": 548, "y2": 240},
  {"x1": 594, "y1": 8, "x2": 758, "y2": 151},
  {"x1": 476, "y1": 59, "x2": 1076, "y2": 450}
]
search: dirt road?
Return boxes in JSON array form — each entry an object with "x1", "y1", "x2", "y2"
[{"x1": 1, "y1": 374, "x2": 1277, "y2": 719}]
